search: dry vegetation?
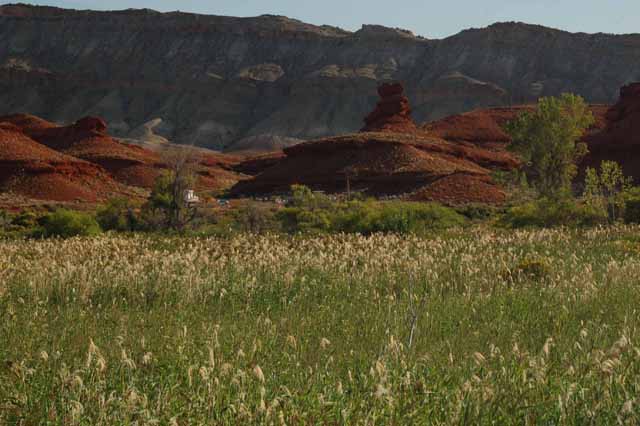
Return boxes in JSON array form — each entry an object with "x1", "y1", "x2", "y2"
[{"x1": 1, "y1": 228, "x2": 640, "y2": 424}]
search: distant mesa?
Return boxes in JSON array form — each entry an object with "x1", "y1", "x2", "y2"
[
  {"x1": 361, "y1": 82, "x2": 417, "y2": 133},
  {"x1": 2, "y1": 4, "x2": 639, "y2": 147},
  {"x1": 355, "y1": 24, "x2": 420, "y2": 41}
]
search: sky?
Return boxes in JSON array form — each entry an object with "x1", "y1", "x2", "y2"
[{"x1": 19, "y1": 0, "x2": 640, "y2": 39}]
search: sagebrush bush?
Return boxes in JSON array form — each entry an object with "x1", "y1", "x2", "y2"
[
  {"x1": 232, "y1": 202, "x2": 280, "y2": 234},
  {"x1": 0, "y1": 209, "x2": 11, "y2": 228},
  {"x1": 36, "y1": 209, "x2": 102, "y2": 238},
  {"x1": 11, "y1": 210, "x2": 38, "y2": 229},
  {"x1": 502, "y1": 255, "x2": 552, "y2": 284},
  {"x1": 501, "y1": 198, "x2": 607, "y2": 228},
  {"x1": 96, "y1": 198, "x2": 141, "y2": 232},
  {"x1": 277, "y1": 207, "x2": 332, "y2": 234},
  {"x1": 456, "y1": 203, "x2": 499, "y2": 221},
  {"x1": 276, "y1": 187, "x2": 465, "y2": 235},
  {"x1": 623, "y1": 188, "x2": 640, "y2": 224},
  {"x1": 333, "y1": 201, "x2": 465, "y2": 234}
]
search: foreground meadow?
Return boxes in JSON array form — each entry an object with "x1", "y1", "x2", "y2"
[{"x1": 1, "y1": 228, "x2": 640, "y2": 425}]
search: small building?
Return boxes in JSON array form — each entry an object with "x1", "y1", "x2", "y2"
[{"x1": 183, "y1": 189, "x2": 200, "y2": 204}]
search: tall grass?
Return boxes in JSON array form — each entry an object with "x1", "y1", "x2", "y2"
[{"x1": 1, "y1": 227, "x2": 639, "y2": 424}]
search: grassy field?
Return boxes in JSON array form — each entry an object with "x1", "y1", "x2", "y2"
[{"x1": 1, "y1": 227, "x2": 640, "y2": 425}]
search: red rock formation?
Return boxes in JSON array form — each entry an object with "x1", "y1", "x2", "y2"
[
  {"x1": 587, "y1": 83, "x2": 640, "y2": 148},
  {"x1": 583, "y1": 83, "x2": 640, "y2": 180},
  {"x1": 423, "y1": 105, "x2": 609, "y2": 148},
  {"x1": 0, "y1": 122, "x2": 126, "y2": 202},
  {"x1": 0, "y1": 114, "x2": 247, "y2": 203},
  {"x1": 0, "y1": 114, "x2": 165, "y2": 188},
  {"x1": 411, "y1": 174, "x2": 506, "y2": 205},
  {"x1": 229, "y1": 131, "x2": 518, "y2": 204},
  {"x1": 229, "y1": 83, "x2": 530, "y2": 204},
  {"x1": 361, "y1": 83, "x2": 417, "y2": 133},
  {"x1": 231, "y1": 151, "x2": 287, "y2": 176},
  {"x1": 423, "y1": 107, "x2": 531, "y2": 147}
]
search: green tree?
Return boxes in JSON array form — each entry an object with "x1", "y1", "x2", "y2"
[
  {"x1": 290, "y1": 184, "x2": 332, "y2": 210},
  {"x1": 583, "y1": 160, "x2": 633, "y2": 222},
  {"x1": 506, "y1": 94, "x2": 594, "y2": 198},
  {"x1": 145, "y1": 147, "x2": 199, "y2": 231}
]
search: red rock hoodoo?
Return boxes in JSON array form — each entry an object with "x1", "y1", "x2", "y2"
[{"x1": 361, "y1": 82, "x2": 417, "y2": 133}]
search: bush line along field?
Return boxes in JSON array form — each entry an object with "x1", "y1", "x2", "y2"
[{"x1": 2, "y1": 229, "x2": 640, "y2": 424}]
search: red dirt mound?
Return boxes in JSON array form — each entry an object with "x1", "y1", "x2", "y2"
[
  {"x1": 411, "y1": 173, "x2": 506, "y2": 204},
  {"x1": 0, "y1": 123, "x2": 126, "y2": 202},
  {"x1": 361, "y1": 82, "x2": 417, "y2": 133},
  {"x1": 422, "y1": 107, "x2": 532, "y2": 147},
  {"x1": 2, "y1": 114, "x2": 165, "y2": 188},
  {"x1": 583, "y1": 83, "x2": 640, "y2": 180},
  {"x1": 423, "y1": 105, "x2": 609, "y2": 148},
  {"x1": 0, "y1": 113, "x2": 59, "y2": 132},
  {"x1": 0, "y1": 112, "x2": 262, "y2": 204},
  {"x1": 195, "y1": 152, "x2": 247, "y2": 191},
  {"x1": 230, "y1": 131, "x2": 517, "y2": 204},
  {"x1": 231, "y1": 151, "x2": 287, "y2": 176}
]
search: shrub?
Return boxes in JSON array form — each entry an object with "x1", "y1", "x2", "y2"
[
  {"x1": 233, "y1": 202, "x2": 280, "y2": 234},
  {"x1": 502, "y1": 255, "x2": 551, "y2": 284},
  {"x1": 289, "y1": 184, "x2": 333, "y2": 210},
  {"x1": 501, "y1": 198, "x2": 607, "y2": 228},
  {"x1": 583, "y1": 160, "x2": 632, "y2": 222},
  {"x1": 277, "y1": 207, "x2": 332, "y2": 234},
  {"x1": 0, "y1": 209, "x2": 11, "y2": 228},
  {"x1": 36, "y1": 209, "x2": 102, "y2": 238},
  {"x1": 456, "y1": 204, "x2": 499, "y2": 221},
  {"x1": 96, "y1": 198, "x2": 141, "y2": 232},
  {"x1": 623, "y1": 187, "x2": 640, "y2": 224},
  {"x1": 276, "y1": 185, "x2": 466, "y2": 235},
  {"x1": 11, "y1": 211, "x2": 38, "y2": 229},
  {"x1": 331, "y1": 201, "x2": 465, "y2": 235},
  {"x1": 361, "y1": 202, "x2": 465, "y2": 234}
]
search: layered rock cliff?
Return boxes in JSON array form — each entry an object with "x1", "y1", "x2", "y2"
[{"x1": 1, "y1": 4, "x2": 639, "y2": 149}]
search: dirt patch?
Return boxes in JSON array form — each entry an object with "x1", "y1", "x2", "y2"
[{"x1": 411, "y1": 173, "x2": 506, "y2": 205}]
